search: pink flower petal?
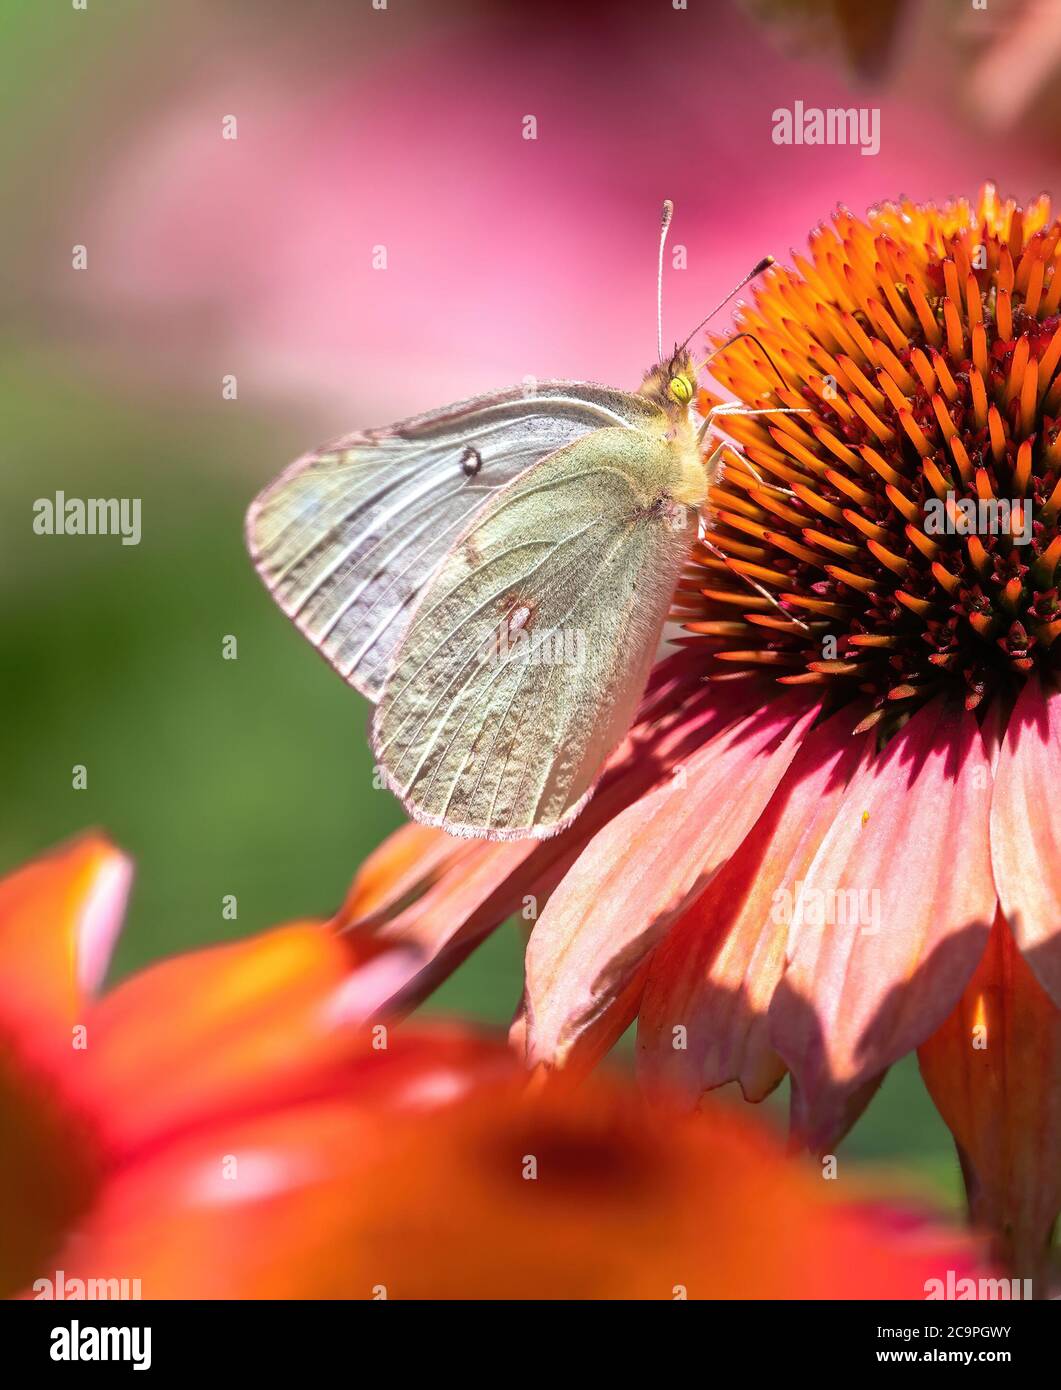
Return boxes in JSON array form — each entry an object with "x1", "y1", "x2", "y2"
[
  {"x1": 990, "y1": 676, "x2": 1061, "y2": 1008},
  {"x1": 335, "y1": 668, "x2": 765, "y2": 1016},
  {"x1": 770, "y1": 697, "x2": 996, "y2": 1151},
  {"x1": 919, "y1": 910, "x2": 1061, "y2": 1286},
  {"x1": 75, "y1": 851, "x2": 133, "y2": 995},
  {"x1": 638, "y1": 704, "x2": 869, "y2": 1102},
  {"x1": 524, "y1": 694, "x2": 820, "y2": 1071},
  {"x1": 340, "y1": 823, "x2": 477, "y2": 931}
]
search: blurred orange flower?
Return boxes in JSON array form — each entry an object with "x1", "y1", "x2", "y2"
[
  {"x1": 2, "y1": 834, "x2": 982, "y2": 1300},
  {"x1": 1, "y1": 833, "x2": 416, "y2": 1300}
]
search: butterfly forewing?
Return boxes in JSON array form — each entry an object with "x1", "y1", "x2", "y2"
[
  {"x1": 246, "y1": 384, "x2": 657, "y2": 700},
  {"x1": 371, "y1": 425, "x2": 696, "y2": 839}
]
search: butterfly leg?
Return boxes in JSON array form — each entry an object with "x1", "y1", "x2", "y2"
[
  {"x1": 697, "y1": 530, "x2": 812, "y2": 633},
  {"x1": 698, "y1": 401, "x2": 810, "y2": 447},
  {"x1": 699, "y1": 426, "x2": 797, "y2": 499},
  {"x1": 696, "y1": 402, "x2": 809, "y2": 497},
  {"x1": 697, "y1": 400, "x2": 810, "y2": 437}
]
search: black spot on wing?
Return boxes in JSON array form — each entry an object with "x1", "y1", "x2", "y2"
[{"x1": 460, "y1": 446, "x2": 483, "y2": 476}]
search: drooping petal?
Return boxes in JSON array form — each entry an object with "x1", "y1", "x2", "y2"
[
  {"x1": 638, "y1": 704, "x2": 869, "y2": 1101},
  {"x1": 919, "y1": 910, "x2": 1061, "y2": 1288},
  {"x1": 524, "y1": 694, "x2": 820, "y2": 1072},
  {"x1": 339, "y1": 822, "x2": 475, "y2": 929},
  {"x1": 990, "y1": 676, "x2": 1061, "y2": 1008},
  {"x1": 338, "y1": 838, "x2": 539, "y2": 1014},
  {"x1": 0, "y1": 835, "x2": 131, "y2": 1072},
  {"x1": 771, "y1": 697, "x2": 996, "y2": 1151},
  {"x1": 333, "y1": 669, "x2": 766, "y2": 1016}
]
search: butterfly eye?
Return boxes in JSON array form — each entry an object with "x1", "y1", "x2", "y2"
[{"x1": 668, "y1": 374, "x2": 693, "y2": 404}]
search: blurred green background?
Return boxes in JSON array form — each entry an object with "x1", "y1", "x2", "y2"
[{"x1": 0, "y1": 0, "x2": 981, "y2": 1209}]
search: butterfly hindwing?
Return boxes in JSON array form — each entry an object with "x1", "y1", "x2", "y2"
[
  {"x1": 371, "y1": 423, "x2": 696, "y2": 839},
  {"x1": 246, "y1": 384, "x2": 658, "y2": 700}
]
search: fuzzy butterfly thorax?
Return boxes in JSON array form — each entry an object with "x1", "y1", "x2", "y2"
[{"x1": 633, "y1": 349, "x2": 708, "y2": 511}]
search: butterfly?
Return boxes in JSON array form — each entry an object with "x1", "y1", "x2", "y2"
[{"x1": 246, "y1": 203, "x2": 797, "y2": 841}]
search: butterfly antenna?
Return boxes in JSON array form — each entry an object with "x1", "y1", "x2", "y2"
[
  {"x1": 657, "y1": 199, "x2": 674, "y2": 365},
  {"x1": 698, "y1": 330, "x2": 789, "y2": 394},
  {"x1": 677, "y1": 256, "x2": 775, "y2": 356}
]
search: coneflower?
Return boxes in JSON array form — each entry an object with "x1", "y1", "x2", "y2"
[
  {"x1": 694, "y1": 182, "x2": 1061, "y2": 726},
  {"x1": 340, "y1": 187, "x2": 1060, "y2": 1289}
]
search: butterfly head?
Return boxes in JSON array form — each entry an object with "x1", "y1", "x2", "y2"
[{"x1": 639, "y1": 347, "x2": 698, "y2": 420}]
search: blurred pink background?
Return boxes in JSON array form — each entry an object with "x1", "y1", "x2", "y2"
[{"x1": 11, "y1": 0, "x2": 1061, "y2": 436}]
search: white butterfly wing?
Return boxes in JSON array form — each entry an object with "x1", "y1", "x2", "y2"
[
  {"x1": 371, "y1": 424, "x2": 696, "y2": 840},
  {"x1": 246, "y1": 384, "x2": 657, "y2": 700}
]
